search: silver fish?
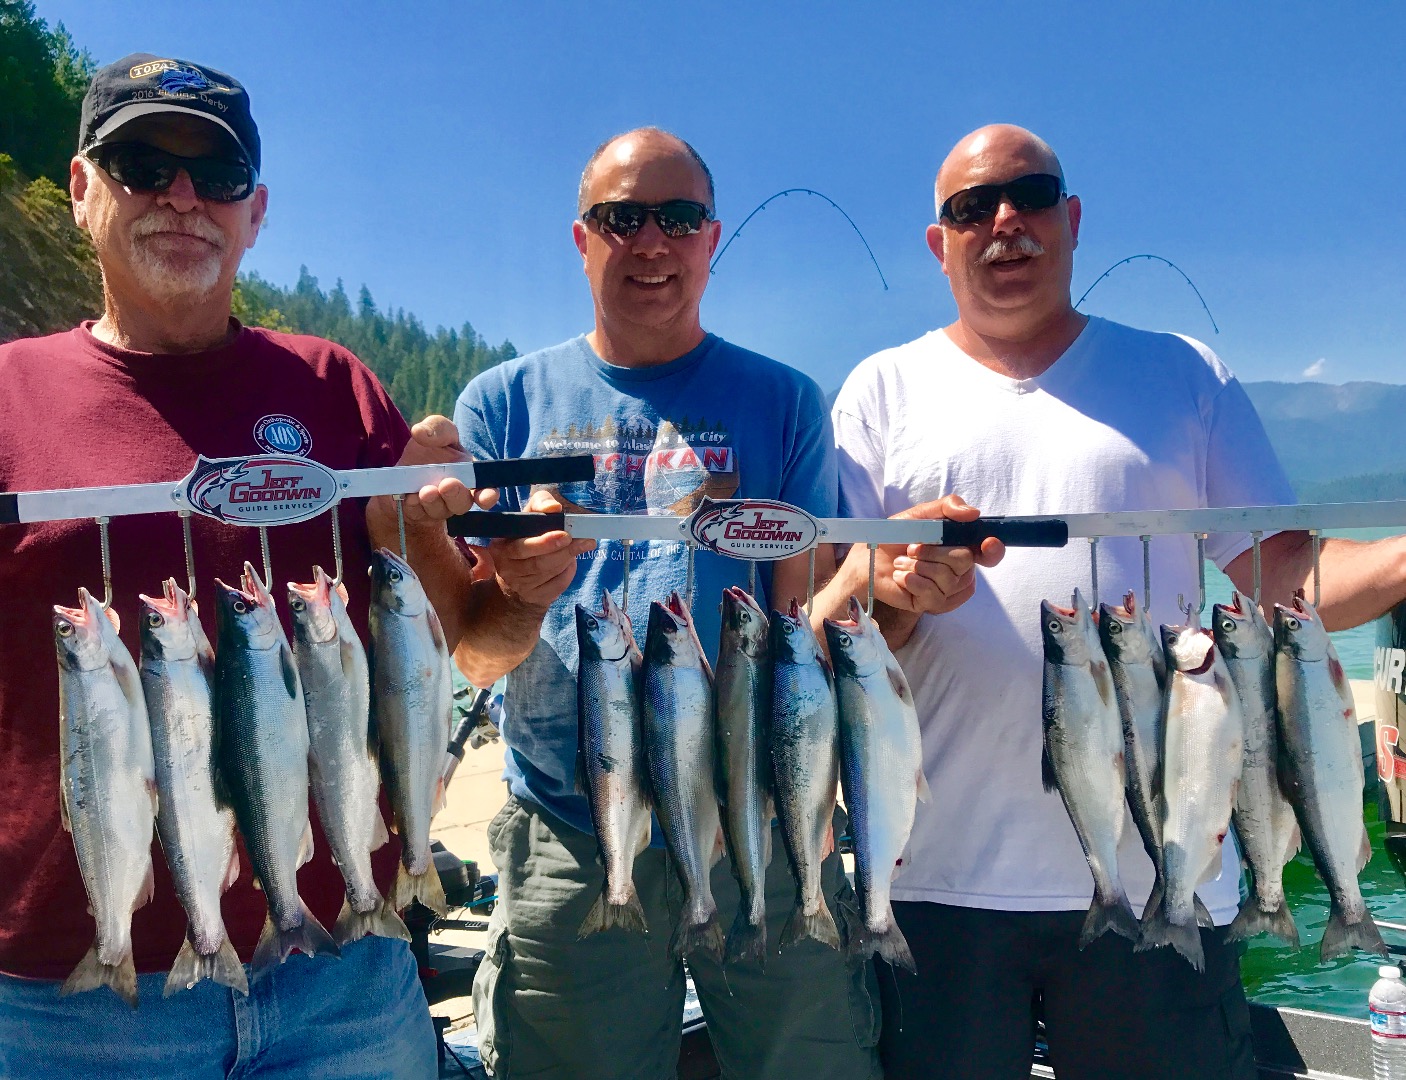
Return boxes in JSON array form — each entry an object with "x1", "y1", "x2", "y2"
[
  {"x1": 715, "y1": 587, "x2": 773, "y2": 966},
  {"x1": 139, "y1": 579, "x2": 246, "y2": 997},
  {"x1": 642, "y1": 590, "x2": 724, "y2": 960},
  {"x1": 1139, "y1": 622, "x2": 1243, "y2": 971},
  {"x1": 770, "y1": 599, "x2": 841, "y2": 951},
  {"x1": 1040, "y1": 590, "x2": 1138, "y2": 949},
  {"x1": 826, "y1": 596, "x2": 928, "y2": 971},
  {"x1": 575, "y1": 590, "x2": 651, "y2": 937},
  {"x1": 55, "y1": 588, "x2": 158, "y2": 1008},
  {"x1": 1214, "y1": 592, "x2": 1300, "y2": 946},
  {"x1": 290, "y1": 567, "x2": 408, "y2": 946},
  {"x1": 1275, "y1": 594, "x2": 1386, "y2": 961},
  {"x1": 213, "y1": 564, "x2": 337, "y2": 974},
  {"x1": 369, "y1": 549, "x2": 452, "y2": 916},
  {"x1": 1098, "y1": 592, "x2": 1168, "y2": 919}
]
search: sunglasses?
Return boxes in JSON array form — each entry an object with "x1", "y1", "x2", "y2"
[
  {"x1": 85, "y1": 142, "x2": 258, "y2": 204},
  {"x1": 939, "y1": 173, "x2": 1065, "y2": 226},
  {"x1": 581, "y1": 200, "x2": 711, "y2": 239}
]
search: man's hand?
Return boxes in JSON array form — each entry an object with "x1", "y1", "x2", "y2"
[
  {"x1": 367, "y1": 415, "x2": 498, "y2": 536},
  {"x1": 490, "y1": 487, "x2": 596, "y2": 613}
]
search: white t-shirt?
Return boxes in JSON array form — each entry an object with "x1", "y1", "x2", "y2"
[{"x1": 831, "y1": 316, "x2": 1295, "y2": 922}]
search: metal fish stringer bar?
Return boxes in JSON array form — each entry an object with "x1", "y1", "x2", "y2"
[
  {"x1": 1140, "y1": 535, "x2": 1152, "y2": 613},
  {"x1": 179, "y1": 510, "x2": 196, "y2": 601},
  {"x1": 329, "y1": 503, "x2": 344, "y2": 587},
  {"x1": 1251, "y1": 531, "x2": 1263, "y2": 607},
  {"x1": 393, "y1": 494, "x2": 408, "y2": 561},
  {"x1": 866, "y1": 543, "x2": 877, "y2": 617},
  {"x1": 95, "y1": 517, "x2": 113, "y2": 611},
  {"x1": 1087, "y1": 537, "x2": 1100, "y2": 611},
  {"x1": 257, "y1": 527, "x2": 273, "y2": 593}
]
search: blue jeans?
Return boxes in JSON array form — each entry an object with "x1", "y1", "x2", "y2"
[{"x1": 0, "y1": 936, "x2": 437, "y2": 1079}]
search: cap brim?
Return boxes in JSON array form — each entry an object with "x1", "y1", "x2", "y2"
[{"x1": 90, "y1": 102, "x2": 255, "y2": 168}]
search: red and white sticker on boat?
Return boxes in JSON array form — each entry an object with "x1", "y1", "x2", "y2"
[
  {"x1": 687, "y1": 498, "x2": 820, "y2": 561},
  {"x1": 180, "y1": 454, "x2": 340, "y2": 526}
]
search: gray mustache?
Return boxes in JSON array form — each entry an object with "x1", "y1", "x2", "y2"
[{"x1": 978, "y1": 235, "x2": 1044, "y2": 265}]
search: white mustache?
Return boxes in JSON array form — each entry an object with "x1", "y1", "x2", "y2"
[
  {"x1": 130, "y1": 211, "x2": 225, "y2": 249},
  {"x1": 978, "y1": 235, "x2": 1044, "y2": 265}
]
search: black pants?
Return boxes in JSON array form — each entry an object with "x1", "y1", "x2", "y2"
[{"x1": 876, "y1": 902, "x2": 1255, "y2": 1080}]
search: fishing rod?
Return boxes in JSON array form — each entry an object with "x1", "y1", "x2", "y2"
[{"x1": 1075, "y1": 254, "x2": 1220, "y2": 335}]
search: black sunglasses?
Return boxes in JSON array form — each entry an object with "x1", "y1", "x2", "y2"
[
  {"x1": 939, "y1": 173, "x2": 1065, "y2": 226},
  {"x1": 85, "y1": 142, "x2": 258, "y2": 204},
  {"x1": 581, "y1": 200, "x2": 711, "y2": 239}
]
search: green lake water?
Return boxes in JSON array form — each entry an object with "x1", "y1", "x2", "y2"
[{"x1": 1202, "y1": 530, "x2": 1396, "y2": 1019}]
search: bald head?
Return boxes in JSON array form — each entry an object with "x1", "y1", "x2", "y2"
[
  {"x1": 578, "y1": 127, "x2": 715, "y2": 215},
  {"x1": 935, "y1": 124, "x2": 1063, "y2": 217}
]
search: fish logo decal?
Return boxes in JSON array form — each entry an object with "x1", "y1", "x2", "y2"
[
  {"x1": 179, "y1": 454, "x2": 339, "y2": 526},
  {"x1": 688, "y1": 498, "x2": 819, "y2": 561},
  {"x1": 157, "y1": 65, "x2": 210, "y2": 94},
  {"x1": 253, "y1": 414, "x2": 312, "y2": 456}
]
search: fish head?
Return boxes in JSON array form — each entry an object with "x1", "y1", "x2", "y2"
[
  {"x1": 53, "y1": 588, "x2": 111, "y2": 672},
  {"x1": 576, "y1": 592, "x2": 634, "y2": 664},
  {"x1": 720, "y1": 587, "x2": 769, "y2": 660},
  {"x1": 287, "y1": 567, "x2": 339, "y2": 647},
  {"x1": 214, "y1": 570, "x2": 280, "y2": 651},
  {"x1": 1273, "y1": 591, "x2": 1329, "y2": 661},
  {"x1": 1212, "y1": 591, "x2": 1271, "y2": 661},
  {"x1": 644, "y1": 591, "x2": 705, "y2": 667},
  {"x1": 824, "y1": 595, "x2": 882, "y2": 679},
  {"x1": 1040, "y1": 597, "x2": 1090, "y2": 667},
  {"x1": 1096, "y1": 593, "x2": 1148, "y2": 665},
  {"x1": 770, "y1": 598, "x2": 821, "y2": 666},
  {"x1": 368, "y1": 548, "x2": 428, "y2": 618},
  {"x1": 137, "y1": 578, "x2": 201, "y2": 663},
  {"x1": 1163, "y1": 623, "x2": 1217, "y2": 674}
]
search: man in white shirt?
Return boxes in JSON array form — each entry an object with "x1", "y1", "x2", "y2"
[{"x1": 820, "y1": 123, "x2": 1406, "y2": 1080}]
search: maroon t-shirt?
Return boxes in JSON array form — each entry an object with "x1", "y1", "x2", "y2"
[{"x1": 0, "y1": 322, "x2": 411, "y2": 979}]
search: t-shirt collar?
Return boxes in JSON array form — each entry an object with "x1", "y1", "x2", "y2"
[{"x1": 575, "y1": 332, "x2": 717, "y2": 383}]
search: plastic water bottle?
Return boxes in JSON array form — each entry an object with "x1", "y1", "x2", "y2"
[{"x1": 1370, "y1": 965, "x2": 1406, "y2": 1078}]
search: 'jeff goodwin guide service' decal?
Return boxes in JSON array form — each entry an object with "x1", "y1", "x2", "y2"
[
  {"x1": 689, "y1": 498, "x2": 820, "y2": 561},
  {"x1": 181, "y1": 454, "x2": 339, "y2": 526}
]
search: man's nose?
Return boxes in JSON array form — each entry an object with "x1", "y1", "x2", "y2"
[
  {"x1": 155, "y1": 168, "x2": 200, "y2": 212},
  {"x1": 629, "y1": 214, "x2": 670, "y2": 256},
  {"x1": 990, "y1": 196, "x2": 1025, "y2": 235}
]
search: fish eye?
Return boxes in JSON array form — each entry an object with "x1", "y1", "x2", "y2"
[
  {"x1": 388, "y1": 568, "x2": 403, "y2": 583},
  {"x1": 837, "y1": 631, "x2": 852, "y2": 647},
  {"x1": 56, "y1": 620, "x2": 74, "y2": 638},
  {"x1": 1108, "y1": 622, "x2": 1122, "y2": 635},
  {"x1": 1047, "y1": 619, "x2": 1061, "y2": 633},
  {"x1": 1286, "y1": 617, "x2": 1300, "y2": 631},
  {"x1": 1218, "y1": 617, "x2": 1234, "y2": 633},
  {"x1": 145, "y1": 611, "x2": 163, "y2": 629},
  {"x1": 232, "y1": 600, "x2": 248, "y2": 614},
  {"x1": 289, "y1": 598, "x2": 306, "y2": 613},
  {"x1": 739, "y1": 612, "x2": 751, "y2": 624}
]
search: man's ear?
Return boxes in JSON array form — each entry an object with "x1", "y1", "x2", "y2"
[
  {"x1": 572, "y1": 219, "x2": 589, "y2": 262},
  {"x1": 70, "y1": 156, "x2": 91, "y2": 230},
  {"x1": 925, "y1": 223, "x2": 947, "y2": 273},
  {"x1": 1066, "y1": 194, "x2": 1082, "y2": 250},
  {"x1": 245, "y1": 184, "x2": 269, "y2": 250}
]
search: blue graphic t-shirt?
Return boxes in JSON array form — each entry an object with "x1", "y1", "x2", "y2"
[{"x1": 454, "y1": 333, "x2": 837, "y2": 837}]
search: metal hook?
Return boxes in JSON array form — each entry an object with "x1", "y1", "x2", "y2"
[
  {"x1": 1177, "y1": 593, "x2": 1197, "y2": 625},
  {"x1": 330, "y1": 504, "x2": 344, "y2": 588},
  {"x1": 393, "y1": 494, "x2": 408, "y2": 561},
  {"x1": 866, "y1": 543, "x2": 877, "y2": 617},
  {"x1": 1140, "y1": 535, "x2": 1152, "y2": 614},
  {"x1": 95, "y1": 517, "x2": 113, "y2": 610},
  {"x1": 1251, "y1": 531, "x2": 1263, "y2": 608},
  {"x1": 258, "y1": 526, "x2": 273, "y2": 593},
  {"x1": 179, "y1": 510, "x2": 196, "y2": 602},
  {"x1": 622, "y1": 539, "x2": 632, "y2": 611},
  {"x1": 747, "y1": 560, "x2": 756, "y2": 600},
  {"x1": 1088, "y1": 537, "x2": 1100, "y2": 611},
  {"x1": 685, "y1": 541, "x2": 695, "y2": 608},
  {"x1": 1310, "y1": 529, "x2": 1321, "y2": 608},
  {"x1": 805, "y1": 547, "x2": 816, "y2": 613}
]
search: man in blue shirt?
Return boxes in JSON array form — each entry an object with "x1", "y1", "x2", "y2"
[{"x1": 452, "y1": 128, "x2": 882, "y2": 1080}]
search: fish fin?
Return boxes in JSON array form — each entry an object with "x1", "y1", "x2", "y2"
[
  {"x1": 724, "y1": 908, "x2": 767, "y2": 968},
  {"x1": 223, "y1": 849, "x2": 241, "y2": 891},
  {"x1": 279, "y1": 643, "x2": 299, "y2": 700},
  {"x1": 780, "y1": 900, "x2": 841, "y2": 951},
  {"x1": 1041, "y1": 740, "x2": 1059, "y2": 793},
  {"x1": 60, "y1": 942, "x2": 138, "y2": 1008},
  {"x1": 578, "y1": 885, "x2": 648, "y2": 938},
  {"x1": 391, "y1": 862, "x2": 448, "y2": 917},
  {"x1": 1226, "y1": 897, "x2": 1299, "y2": 947},
  {"x1": 164, "y1": 935, "x2": 248, "y2": 997},
  {"x1": 251, "y1": 903, "x2": 340, "y2": 975},
  {"x1": 136, "y1": 858, "x2": 156, "y2": 912},
  {"x1": 915, "y1": 767, "x2": 932, "y2": 804},
  {"x1": 1136, "y1": 905, "x2": 1205, "y2": 972},
  {"x1": 59, "y1": 792, "x2": 71, "y2": 833},
  {"x1": 1195, "y1": 850, "x2": 1223, "y2": 887},
  {"x1": 1359, "y1": 826, "x2": 1373, "y2": 874},
  {"x1": 886, "y1": 660, "x2": 915, "y2": 708},
  {"x1": 761, "y1": 824, "x2": 773, "y2": 872},
  {"x1": 296, "y1": 822, "x2": 314, "y2": 869},
  {"x1": 112, "y1": 656, "x2": 145, "y2": 719},
  {"x1": 574, "y1": 751, "x2": 588, "y2": 797},
  {"x1": 335, "y1": 581, "x2": 350, "y2": 606},
  {"x1": 1320, "y1": 906, "x2": 1388, "y2": 962},
  {"x1": 1282, "y1": 820, "x2": 1302, "y2": 864},
  {"x1": 366, "y1": 701, "x2": 380, "y2": 761},
  {"x1": 338, "y1": 636, "x2": 360, "y2": 682},
  {"x1": 252, "y1": 874, "x2": 264, "y2": 892},
  {"x1": 332, "y1": 896, "x2": 411, "y2": 947},
  {"x1": 146, "y1": 778, "x2": 160, "y2": 820},
  {"x1": 1194, "y1": 894, "x2": 1214, "y2": 929},
  {"x1": 371, "y1": 809, "x2": 390, "y2": 852},
  {"x1": 821, "y1": 822, "x2": 835, "y2": 860},
  {"x1": 102, "y1": 606, "x2": 122, "y2": 635},
  {"x1": 711, "y1": 827, "x2": 726, "y2": 868},
  {"x1": 1141, "y1": 876, "x2": 1165, "y2": 923},
  {"x1": 845, "y1": 899, "x2": 916, "y2": 973},
  {"x1": 669, "y1": 911, "x2": 725, "y2": 962},
  {"x1": 1078, "y1": 894, "x2": 1139, "y2": 950},
  {"x1": 431, "y1": 776, "x2": 447, "y2": 819},
  {"x1": 427, "y1": 605, "x2": 447, "y2": 653}
]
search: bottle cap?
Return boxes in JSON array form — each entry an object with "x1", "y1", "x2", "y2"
[{"x1": 1380, "y1": 966, "x2": 1403, "y2": 980}]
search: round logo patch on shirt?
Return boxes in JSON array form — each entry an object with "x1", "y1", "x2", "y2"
[{"x1": 253, "y1": 414, "x2": 312, "y2": 456}]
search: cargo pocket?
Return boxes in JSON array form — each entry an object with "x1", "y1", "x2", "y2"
[
  {"x1": 831, "y1": 874, "x2": 881, "y2": 1049},
  {"x1": 471, "y1": 918, "x2": 513, "y2": 1077}
]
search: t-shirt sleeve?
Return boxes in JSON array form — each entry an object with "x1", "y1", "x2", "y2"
[
  {"x1": 777, "y1": 381, "x2": 839, "y2": 518},
  {"x1": 1204, "y1": 377, "x2": 1297, "y2": 569},
  {"x1": 349, "y1": 353, "x2": 411, "y2": 469},
  {"x1": 453, "y1": 375, "x2": 512, "y2": 546},
  {"x1": 831, "y1": 380, "x2": 887, "y2": 520}
]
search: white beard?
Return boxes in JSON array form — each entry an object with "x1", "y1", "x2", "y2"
[{"x1": 126, "y1": 240, "x2": 225, "y2": 302}]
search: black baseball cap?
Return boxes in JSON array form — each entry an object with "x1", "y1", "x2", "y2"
[{"x1": 78, "y1": 53, "x2": 260, "y2": 172}]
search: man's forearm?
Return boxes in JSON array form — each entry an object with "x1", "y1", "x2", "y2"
[
  {"x1": 809, "y1": 547, "x2": 921, "y2": 650},
  {"x1": 1231, "y1": 531, "x2": 1406, "y2": 632},
  {"x1": 451, "y1": 577, "x2": 548, "y2": 688}
]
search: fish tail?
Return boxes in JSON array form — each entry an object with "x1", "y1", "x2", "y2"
[
  {"x1": 251, "y1": 904, "x2": 340, "y2": 974},
  {"x1": 1136, "y1": 905, "x2": 1204, "y2": 971},
  {"x1": 1140, "y1": 875, "x2": 1164, "y2": 922},
  {"x1": 1078, "y1": 894, "x2": 1140, "y2": 950},
  {"x1": 390, "y1": 862, "x2": 448, "y2": 917},
  {"x1": 577, "y1": 886, "x2": 648, "y2": 938},
  {"x1": 848, "y1": 910, "x2": 916, "y2": 973},
  {"x1": 780, "y1": 899, "x2": 841, "y2": 951},
  {"x1": 1320, "y1": 906, "x2": 1388, "y2": 962},
  {"x1": 1226, "y1": 896, "x2": 1300, "y2": 947},
  {"x1": 333, "y1": 896, "x2": 412, "y2": 946},
  {"x1": 670, "y1": 911, "x2": 725, "y2": 961},
  {"x1": 60, "y1": 943, "x2": 138, "y2": 1008},
  {"x1": 163, "y1": 935, "x2": 248, "y2": 997},
  {"x1": 723, "y1": 909, "x2": 767, "y2": 968}
]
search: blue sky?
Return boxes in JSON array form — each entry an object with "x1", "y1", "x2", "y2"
[{"x1": 38, "y1": 1, "x2": 1406, "y2": 393}]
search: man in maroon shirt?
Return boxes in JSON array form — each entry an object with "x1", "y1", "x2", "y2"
[{"x1": 0, "y1": 53, "x2": 485, "y2": 1077}]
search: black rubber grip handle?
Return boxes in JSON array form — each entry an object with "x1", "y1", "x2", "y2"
[
  {"x1": 447, "y1": 512, "x2": 567, "y2": 539},
  {"x1": 0, "y1": 494, "x2": 16, "y2": 525},
  {"x1": 471, "y1": 455, "x2": 594, "y2": 489},
  {"x1": 941, "y1": 517, "x2": 1069, "y2": 548}
]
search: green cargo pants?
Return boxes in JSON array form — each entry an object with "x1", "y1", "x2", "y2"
[{"x1": 471, "y1": 795, "x2": 882, "y2": 1080}]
